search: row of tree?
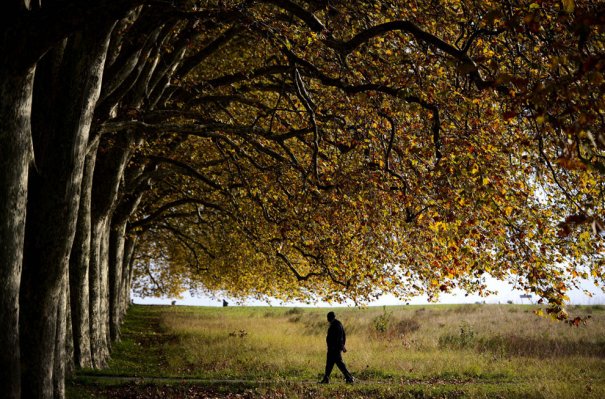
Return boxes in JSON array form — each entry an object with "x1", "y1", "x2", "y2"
[{"x1": 1, "y1": 1, "x2": 604, "y2": 398}]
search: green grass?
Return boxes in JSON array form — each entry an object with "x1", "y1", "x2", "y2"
[{"x1": 69, "y1": 303, "x2": 605, "y2": 398}]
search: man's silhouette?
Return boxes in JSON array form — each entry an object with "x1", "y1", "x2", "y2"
[{"x1": 320, "y1": 311, "x2": 354, "y2": 384}]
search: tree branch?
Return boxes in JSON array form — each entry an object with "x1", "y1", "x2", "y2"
[
  {"x1": 325, "y1": 20, "x2": 490, "y2": 89},
  {"x1": 130, "y1": 198, "x2": 225, "y2": 230},
  {"x1": 148, "y1": 155, "x2": 229, "y2": 194},
  {"x1": 177, "y1": 24, "x2": 240, "y2": 78},
  {"x1": 259, "y1": 0, "x2": 325, "y2": 32},
  {"x1": 275, "y1": 251, "x2": 322, "y2": 281}
]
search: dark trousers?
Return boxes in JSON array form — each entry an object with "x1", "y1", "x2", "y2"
[{"x1": 323, "y1": 350, "x2": 353, "y2": 381}]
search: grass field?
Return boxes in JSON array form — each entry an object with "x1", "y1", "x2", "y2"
[{"x1": 69, "y1": 303, "x2": 605, "y2": 398}]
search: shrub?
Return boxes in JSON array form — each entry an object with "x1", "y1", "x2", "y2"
[
  {"x1": 372, "y1": 306, "x2": 393, "y2": 334},
  {"x1": 438, "y1": 321, "x2": 477, "y2": 349},
  {"x1": 285, "y1": 307, "x2": 304, "y2": 315},
  {"x1": 395, "y1": 318, "x2": 421, "y2": 336}
]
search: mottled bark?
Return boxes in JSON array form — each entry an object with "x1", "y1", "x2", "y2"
[
  {"x1": 68, "y1": 139, "x2": 98, "y2": 369},
  {"x1": 88, "y1": 216, "x2": 111, "y2": 368},
  {"x1": 100, "y1": 223, "x2": 112, "y2": 349},
  {"x1": 109, "y1": 190, "x2": 144, "y2": 340},
  {"x1": 65, "y1": 281, "x2": 75, "y2": 378},
  {"x1": 0, "y1": 65, "x2": 35, "y2": 399},
  {"x1": 109, "y1": 223, "x2": 127, "y2": 341},
  {"x1": 121, "y1": 235, "x2": 138, "y2": 317},
  {"x1": 53, "y1": 274, "x2": 68, "y2": 399},
  {"x1": 20, "y1": 25, "x2": 113, "y2": 399},
  {"x1": 89, "y1": 131, "x2": 136, "y2": 363}
]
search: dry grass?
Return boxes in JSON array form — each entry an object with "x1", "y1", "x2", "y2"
[
  {"x1": 157, "y1": 304, "x2": 605, "y2": 384},
  {"x1": 78, "y1": 304, "x2": 605, "y2": 398}
]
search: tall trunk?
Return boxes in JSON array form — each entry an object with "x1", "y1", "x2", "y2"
[
  {"x1": 68, "y1": 140, "x2": 99, "y2": 369},
  {"x1": 0, "y1": 64, "x2": 35, "y2": 399},
  {"x1": 100, "y1": 221, "x2": 112, "y2": 349},
  {"x1": 121, "y1": 234, "x2": 138, "y2": 317},
  {"x1": 20, "y1": 25, "x2": 113, "y2": 399},
  {"x1": 109, "y1": 223, "x2": 127, "y2": 341},
  {"x1": 64, "y1": 281, "x2": 75, "y2": 378},
  {"x1": 88, "y1": 216, "x2": 111, "y2": 368},
  {"x1": 89, "y1": 131, "x2": 135, "y2": 364},
  {"x1": 109, "y1": 170, "x2": 147, "y2": 340},
  {"x1": 53, "y1": 275, "x2": 68, "y2": 399}
]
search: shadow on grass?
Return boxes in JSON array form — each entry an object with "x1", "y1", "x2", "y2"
[
  {"x1": 67, "y1": 379, "x2": 554, "y2": 399},
  {"x1": 81, "y1": 305, "x2": 177, "y2": 377}
]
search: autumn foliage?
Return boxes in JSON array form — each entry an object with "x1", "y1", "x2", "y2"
[{"x1": 111, "y1": 0, "x2": 605, "y2": 319}]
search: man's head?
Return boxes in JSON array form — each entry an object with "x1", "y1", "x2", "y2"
[{"x1": 327, "y1": 311, "x2": 336, "y2": 322}]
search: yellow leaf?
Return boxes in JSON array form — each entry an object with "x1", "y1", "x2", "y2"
[
  {"x1": 579, "y1": 231, "x2": 591, "y2": 242},
  {"x1": 562, "y1": 0, "x2": 574, "y2": 13},
  {"x1": 505, "y1": 206, "x2": 513, "y2": 217},
  {"x1": 482, "y1": 177, "x2": 490, "y2": 185}
]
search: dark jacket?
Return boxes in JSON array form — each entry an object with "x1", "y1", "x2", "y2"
[{"x1": 326, "y1": 319, "x2": 346, "y2": 352}]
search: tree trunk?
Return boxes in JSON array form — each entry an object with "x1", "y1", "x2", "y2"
[
  {"x1": 109, "y1": 171, "x2": 147, "y2": 340},
  {"x1": 109, "y1": 222, "x2": 127, "y2": 341},
  {"x1": 53, "y1": 274, "x2": 68, "y2": 399},
  {"x1": 100, "y1": 222, "x2": 112, "y2": 349},
  {"x1": 20, "y1": 25, "x2": 113, "y2": 399},
  {"x1": 0, "y1": 64, "x2": 35, "y2": 399},
  {"x1": 89, "y1": 131, "x2": 136, "y2": 363},
  {"x1": 88, "y1": 216, "x2": 111, "y2": 368},
  {"x1": 68, "y1": 139, "x2": 99, "y2": 369},
  {"x1": 121, "y1": 235, "x2": 138, "y2": 317},
  {"x1": 65, "y1": 280, "x2": 75, "y2": 378}
]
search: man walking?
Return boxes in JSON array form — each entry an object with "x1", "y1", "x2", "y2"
[{"x1": 320, "y1": 311, "x2": 354, "y2": 384}]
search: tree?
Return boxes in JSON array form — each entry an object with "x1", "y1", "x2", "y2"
[
  {"x1": 0, "y1": 1, "x2": 604, "y2": 398},
  {"x1": 127, "y1": 0, "x2": 605, "y2": 314},
  {"x1": 1, "y1": 1, "x2": 138, "y2": 397}
]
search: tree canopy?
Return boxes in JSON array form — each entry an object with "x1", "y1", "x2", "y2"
[
  {"x1": 118, "y1": 0, "x2": 605, "y2": 316},
  {"x1": 0, "y1": 1, "x2": 604, "y2": 397}
]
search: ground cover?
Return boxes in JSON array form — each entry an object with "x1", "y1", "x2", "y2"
[{"x1": 69, "y1": 304, "x2": 605, "y2": 398}]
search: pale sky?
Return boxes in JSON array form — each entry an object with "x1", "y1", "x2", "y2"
[{"x1": 133, "y1": 276, "x2": 605, "y2": 307}]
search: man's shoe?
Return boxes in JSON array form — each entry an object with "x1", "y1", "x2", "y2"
[
  {"x1": 346, "y1": 377, "x2": 355, "y2": 384},
  {"x1": 318, "y1": 379, "x2": 329, "y2": 384}
]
